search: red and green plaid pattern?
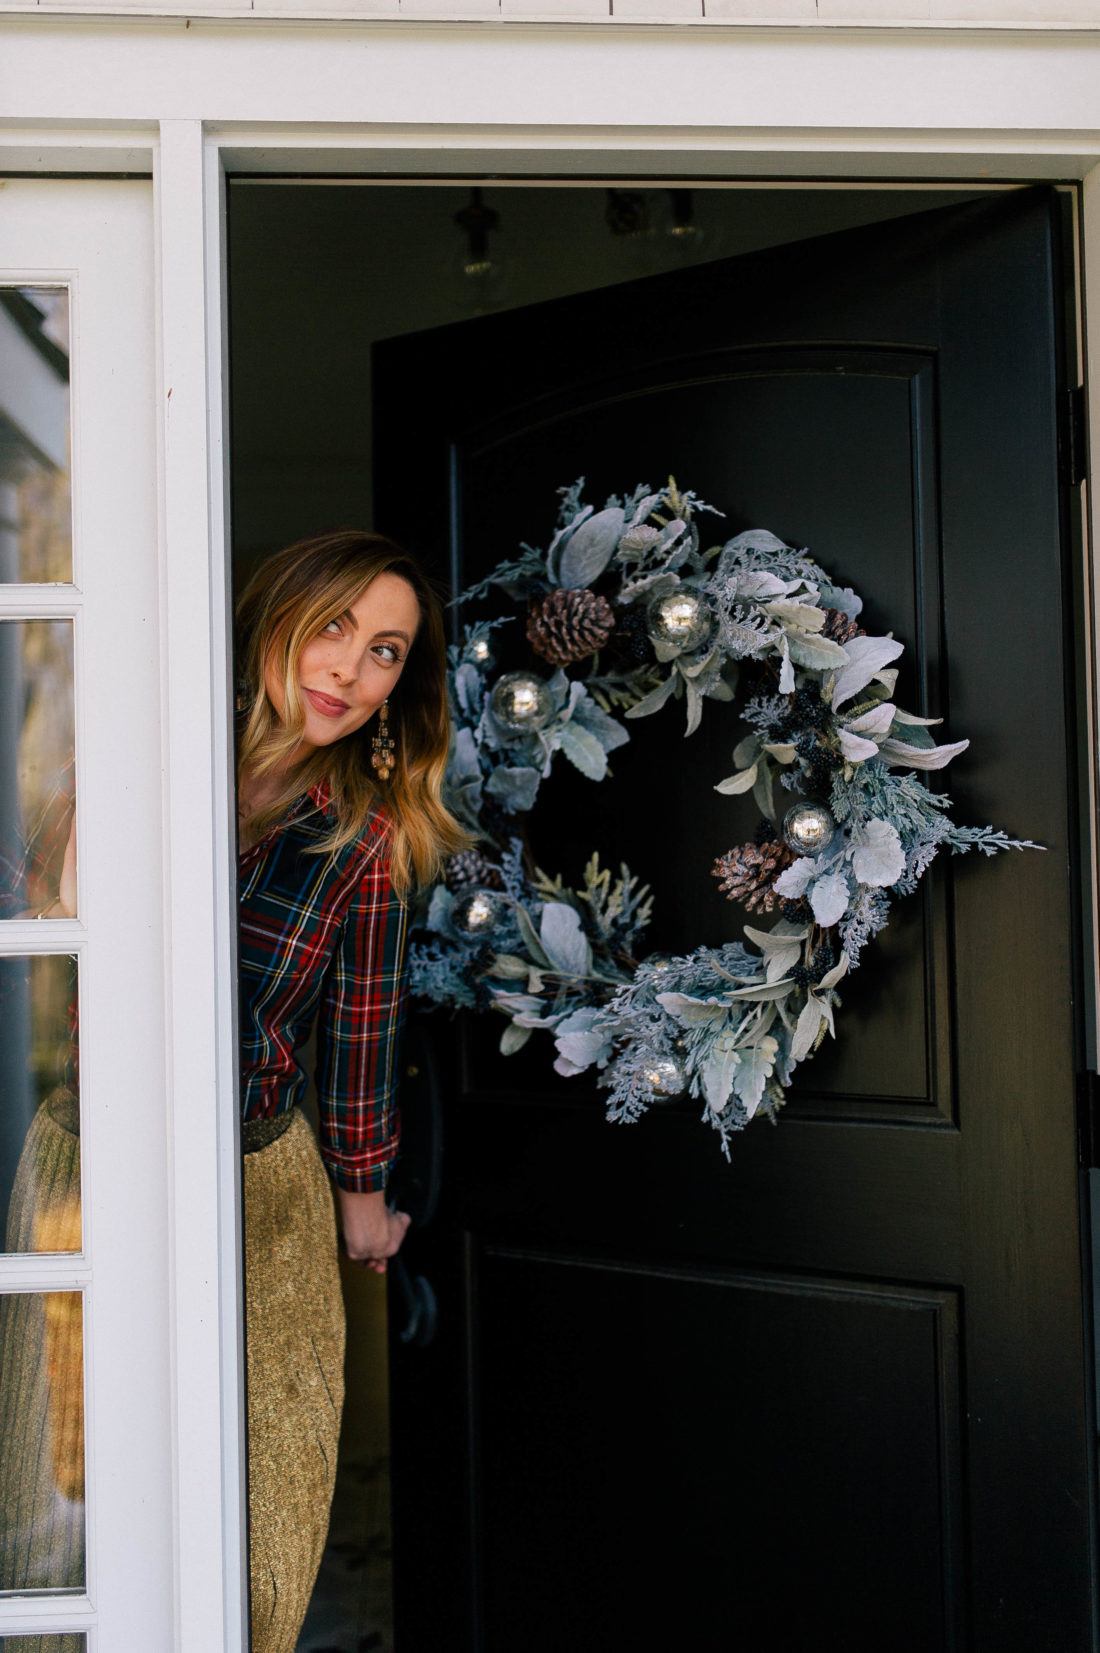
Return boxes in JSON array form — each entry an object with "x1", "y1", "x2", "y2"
[{"x1": 238, "y1": 784, "x2": 408, "y2": 1193}]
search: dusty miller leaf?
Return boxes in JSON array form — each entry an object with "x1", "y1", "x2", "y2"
[
  {"x1": 810, "y1": 871, "x2": 850, "y2": 927},
  {"x1": 850, "y1": 819, "x2": 906, "y2": 887},
  {"x1": 733, "y1": 1036, "x2": 779, "y2": 1119},
  {"x1": 486, "y1": 765, "x2": 541, "y2": 813}
]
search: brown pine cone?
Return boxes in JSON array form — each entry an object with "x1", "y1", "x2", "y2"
[
  {"x1": 445, "y1": 848, "x2": 505, "y2": 894},
  {"x1": 822, "y1": 607, "x2": 865, "y2": 646},
  {"x1": 712, "y1": 840, "x2": 795, "y2": 913},
  {"x1": 527, "y1": 588, "x2": 616, "y2": 668}
]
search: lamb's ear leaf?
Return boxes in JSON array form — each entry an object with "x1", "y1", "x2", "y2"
[
  {"x1": 879, "y1": 737, "x2": 970, "y2": 771},
  {"x1": 790, "y1": 994, "x2": 825, "y2": 1063},
  {"x1": 624, "y1": 673, "x2": 677, "y2": 721},
  {"x1": 785, "y1": 629, "x2": 850, "y2": 671},
  {"x1": 752, "y1": 759, "x2": 775, "y2": 822},
  {"x1": 500, "y1": 1022, "x2": 533, "y2": 1055},
  {"x1": 831, "y1": 636, "x2": 905, "y2": 708},
  {"x1": 558, "y1": 507, "x2": 626, "y2": 590},
  {"x1": 557, "y1": 720, "x2": 608, "y2": 782},
  {"x1": 715, "y1": 761, "x2": 759, "y2": 796},
  {"x1": 539, "y1": 902, "x2": 593, "y2": 978},
  {"x1": 514, "y1": 903, "x2": 552, "y2": 968}
]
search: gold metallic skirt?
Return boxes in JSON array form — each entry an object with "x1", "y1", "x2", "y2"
[
  {"x1": 0, "y1": 1091, "x2": 84, "y2": 1653},
  {"x1": 244, "y1": 1107, "x2": 345, "y2": 1653}
]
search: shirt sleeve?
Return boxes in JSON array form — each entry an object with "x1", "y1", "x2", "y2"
[{"x1": 314, "y1": 848, "x2": 409, "y2": 1193}]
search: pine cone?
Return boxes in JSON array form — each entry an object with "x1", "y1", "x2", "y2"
[
  {"x1": 527, "y1": 588, "x2": 616, "y2": 668},
  {"x1": 822, "y1": 608, "x2": 865, "y2": 646},
  {"x1": 712, "y1": 840, "x2": 794, "y2": 913},
  {"x1": 445, "y1": 849, "x2": 504, "y2": 895}
]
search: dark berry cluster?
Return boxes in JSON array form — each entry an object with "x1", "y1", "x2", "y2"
[
  {"x1": 753, "y1": 818, "x2": 778, "y2": 846},
  {"x1": 791, "y1": 943, "x2": 838, "y2": 990},
  {"x1": 461, "y1": 943, "x2": 497, "y2": 1012},
  {"x1": 612, "y1": 605, "x2": 654, "y2": 666},
  {"x1": 792, "y1": 685, "x2": 829, "y2": 728},
  {"x1": 806, "y1": 749, "x2": 841, "y2": 795}
]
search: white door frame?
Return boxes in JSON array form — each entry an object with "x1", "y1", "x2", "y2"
[
  {"x1": 0, "y1": 177, "x2": 174, "y2": 1651},
  {"x1": 4, "y1": 21, "x2": 1100, "y2": 1649}
]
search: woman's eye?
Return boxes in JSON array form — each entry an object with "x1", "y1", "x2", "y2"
[
  {"x1": 321, "y1": 618, "x2": 342, "y2": 636},
  {"x1": 374, "y1": 643, "x2": 402, "y2": 665}
]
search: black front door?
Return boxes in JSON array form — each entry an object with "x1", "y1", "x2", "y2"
[{"x1": 374, "y1": 189, "x2": 1093, "y2": 1653}]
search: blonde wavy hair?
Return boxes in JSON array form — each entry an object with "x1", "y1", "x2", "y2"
[{"x1": 235, "y1": 530, "x2": 466, "y2": 895}]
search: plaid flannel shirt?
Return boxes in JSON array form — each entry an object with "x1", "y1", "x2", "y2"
[{"x1": 238, "y1": 783, "x2": 408, "y2": 1192}]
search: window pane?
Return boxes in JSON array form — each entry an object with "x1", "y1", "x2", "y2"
[
  {"x1": 0, "y1": 289, "x2": 71, "y2": 585},
  {"x1": 0, "y1": 955, "x2": 79, "y2": 1256},
  {"x1": 0, "y1": 1638, "x2": 86, "y2": 1651},
  {"x1": 0, "y1": 1291, "x2": 84, "y2": 1595},
  {"x1": 0, "y1": 620, "x2": 75, "y2": 921}
]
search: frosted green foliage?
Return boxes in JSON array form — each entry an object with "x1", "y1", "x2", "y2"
[{"x1": 408, "y1": 941, "x2": 478, "y2": 1010}]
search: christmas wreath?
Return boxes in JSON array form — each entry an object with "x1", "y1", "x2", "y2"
[{"x1": 410, "y1": 478, "x2": 1034, "y2": 1153}]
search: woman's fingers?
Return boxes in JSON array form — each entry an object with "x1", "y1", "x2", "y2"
[{"x1": 336, "y1": 1189, "x2": 412, "y2": 1267}]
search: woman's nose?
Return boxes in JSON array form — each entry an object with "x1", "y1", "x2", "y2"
[{"x1": 330, "y1": 645, "x2": 366, "y2": 685}]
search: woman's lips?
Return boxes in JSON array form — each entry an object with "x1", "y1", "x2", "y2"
[{"x1": 303, "y1": 687, "x2": 350, "y2": 719}]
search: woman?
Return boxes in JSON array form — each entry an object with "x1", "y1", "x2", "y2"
[{"x1": 234, "y1": 530, "x2": 464, "y2": 1653}]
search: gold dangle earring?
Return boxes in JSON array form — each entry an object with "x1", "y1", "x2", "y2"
[{"x1": 371, "y1": 700, "x2": 396, "y2": 782}]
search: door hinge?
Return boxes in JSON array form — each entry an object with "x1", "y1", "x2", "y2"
[
  {"x1": 1062, "y1": 384, "x2": 1088, "y2": 489},
  {"x1": 1077, "y1": 1070, "x2": 1100, "y2": 1167}
]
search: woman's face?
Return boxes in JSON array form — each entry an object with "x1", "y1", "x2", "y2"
[{"x1": 266, "y1": 571, "x2": 421, "y2": 756}]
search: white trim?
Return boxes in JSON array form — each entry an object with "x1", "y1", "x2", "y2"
[
  {"x1": 3, "y1": 20, "x2": 1100, "y2": 139},
  {"x1": 0, "y1": 174, "x2": 173, "y2": 1648},
  {"x1": 155, "y1": 120, "x2": 247, "y2": 1653},
  {"x1": 6, "y1": 4, "x2": 1100, "y2": 24}
]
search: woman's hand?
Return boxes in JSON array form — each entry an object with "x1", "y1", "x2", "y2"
[{"x1": 336, "y1": 1187, "x2": 411, "y2": 1275}]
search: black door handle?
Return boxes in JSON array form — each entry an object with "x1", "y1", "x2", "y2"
[
  {"x1": 388, "y1": 1254, "x2": 438, "y2": 1348},
  {"x1": 387, "y1": 1032, "x2": 443, "y2": 1347}
]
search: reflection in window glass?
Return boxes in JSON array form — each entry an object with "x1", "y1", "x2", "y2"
[
  {"x1": 0, "y1": 1291, "x2": 84, "y2": 1595},
  {"x1": 0, "y1": 289, "x2": 71, "y2": 585},
  {"x1": 0, "y1": 955, "x2": 79, "y2": 1256},
  {"x1": 0, "y1": 1638, "x2": 86, "y2": 1651},
  {"x1": 0, "y1": 620, "x2": 75, "y2": 920}
]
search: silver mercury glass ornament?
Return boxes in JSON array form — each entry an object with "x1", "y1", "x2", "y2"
[
  {"x1": 643, "y1": 1055, "x2": 687, "y2": 1099},
  {"x1": 783, "y1": 801, "x2": 836, "y2": 856},
  {"x1": 466, "y1": 635, "x2": 493, "y2": 667},
  {"x1": 489, "y1": 670, "x2": 554, "y2": 734},
  {"x1": 451, "y1": 887, "x2": 507, "y2": 940},
  {"x1": 646, "y1": 588, "x2": 714, "y2": 653}
]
